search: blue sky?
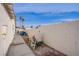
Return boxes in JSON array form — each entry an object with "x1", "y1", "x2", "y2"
[{"x1": 13, "y1": 3, "x2": 79, "y2": 27}]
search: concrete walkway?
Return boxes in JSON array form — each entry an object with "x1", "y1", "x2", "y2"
[{"x1": 6, "y1": 34, "x2": 35, "y2": 56}]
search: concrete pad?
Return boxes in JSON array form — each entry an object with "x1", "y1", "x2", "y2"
[
  {"x1": 7, "y1": 44, "x2": 35, "y2": 56},
  {"x1": 11, "y1": 34, "x2": 24, "y2": 45}
]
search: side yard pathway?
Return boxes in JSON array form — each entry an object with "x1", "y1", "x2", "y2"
[{"x1": 6, "y1": 34, "x2": 35, "y2": 56}]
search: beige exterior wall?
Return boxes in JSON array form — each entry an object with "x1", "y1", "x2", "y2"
[
  {"x1": 25, "y1": 28, "x2": 39, "y2": 38},
  {"x1": 26, "y1": 21, "x2": 79, "y2": 55},
  {"x1": 0, "y1": 4, "x2": 15, "y2": 56}
]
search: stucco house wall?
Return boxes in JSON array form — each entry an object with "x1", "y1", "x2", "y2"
[{"x1": 0, "y1": 4, "x2": 15, "y2": 56}]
